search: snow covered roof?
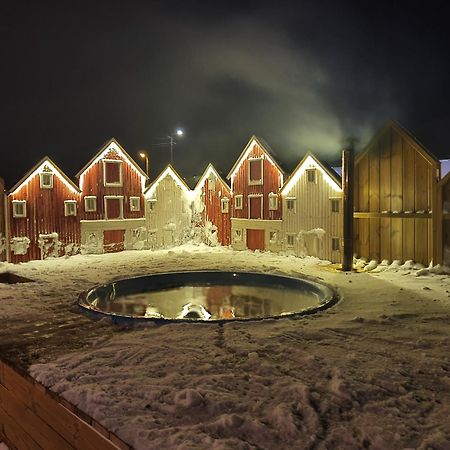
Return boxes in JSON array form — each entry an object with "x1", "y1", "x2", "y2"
[
  {"x1": 9, "y1": 156, "x2": 80, "y2": 195},
  {"x1": 441, "y1": 159, "x2": 450, "y2": 178},
  {"x1": 226, "y1": 135, "x2": 284, "y2": 180},
  {"x1": 194, "y1": 163, "x2": 231, "y2": 194},
  {"x1": 144, "y1": 164, "x2": 192, "y2": 199}
]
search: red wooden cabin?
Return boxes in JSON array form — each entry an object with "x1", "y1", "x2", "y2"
[
  {"x1": 7, "y1": 157, "x2": 81, "y2": 263},
  {"x1": 75, "y1": 138, "x2": 148, "y2": 253},
  {"x1": 194, "y1": 164, "x2": 231, "y2": 246},
  {"x1": 0, "y1": 177, "x2": 6, "y2": 261},
  {"x1": 227, "y1": 136, "x2": 284, "y2": 251}
]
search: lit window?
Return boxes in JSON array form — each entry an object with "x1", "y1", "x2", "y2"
[
  {"x1": 287, "y1": 234, "x2": 295, "y2": 247},
  {"x1": 40, "y1": 172, "x2": 54, "y2": 189},
  {"x1": 12, "y1": 200, "x2": 27, "y2": 218},
  {"x1": 248, "y1": 158, "x2": 263, "y2": 185},
  {"x1": 332, "y1": 237, "x2": 340, "y2": 251},
  {"x1": 268, "y1": 193, "x2": 278, "y2": 210},
  {"x1": 148, "y1": 199, "x2": 157, "y2": 212},
  {"x1": 306, "y1": 169, "x2": 317, "y2": 183},
  {"x1": 286, "y1": 197, "x2": 296, "y2": 212},
  {"x1": 331, "y1": 198, "x2": 340, "y2": 213},
  {"x1": 103, "y1": 160, "x2": 123, "y2": 187},
  {"x1": 64, "y1": 200, "x2": 77, "y2": 216},
  {"x1": 234, "y1": 195, "x2": 243, "y2": 209},
  {"x1": 130, "y1": 196, "x2": 141, "y2": 212},
  {"x1": 84, "y1": 196, "x2": 97, "y2": 212},
  {"x1": 221, "y1": 197, "x2": 229, "y2": 213}
]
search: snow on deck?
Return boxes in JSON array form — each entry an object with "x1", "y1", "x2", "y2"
[{"x1": 1, "y1": 245, "x2": 450, "y2": 449}]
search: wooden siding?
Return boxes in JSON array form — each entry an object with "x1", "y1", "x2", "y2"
[
  {"x1": 282, "y1": 163, "x2": 343, "y2": 263},
  {"x1": 8, "y1": 170, "x2": 80, "y2": 263},
  {"x1": 201, "y1": 176, "x2": 231, "y2": 246},
  {"x1": 145, "y1": 175, "x2": 191, "y2": 249},
  {"x1": 441, "y1": 175, "x2": 450, "y2": 265},
  {"x1": 353, "y1": 123, "x2": 440, "y2": 265},
  {"x1": 0, "y1": 178, "x2": 5, "y2": 261},
  {"x1": 230, "y1": 142, "x2": 283, "y2": 221},
  {"x1": 79, "y1": 150, "x2": 144, "y2": 221}
]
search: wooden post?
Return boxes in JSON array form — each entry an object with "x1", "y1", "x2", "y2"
[{"x1": 342, "y1": 143, "x2": 355, "y2": 271}]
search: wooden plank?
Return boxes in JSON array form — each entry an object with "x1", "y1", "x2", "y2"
[
  {"x1": 369, "y1": 218, "x2": 380, "y2": 261},
  {"x1": 354, "y1": 212, "x2": 431, "y2": 219},
  {"x1": 402, "y1": 218, "x2": 415, "y2": 262},
  {"x1": 402, "y1": 143, "x2": 415, "y2": 212},
  {"x1": 358, "y1": 218, "x2": 370, "y2": 259},
  {"x1": 415, "y1": 218, "x2": 429, "y2": 265},
  {"x1": 390, "y1": 130, "x2": 403, "y2": 212},
  {"x1": 1, "y1": 405, "x2": 42, "y2": 450},
  {"x1": 379, "y1": 129, "x2": 391, "y2": 212},
  {"x1": 380, "y1": 218, "x2": 391, "y2": 262},
  {"x1": 391, "y1": 218, "x2": 403, "y2": 261}
]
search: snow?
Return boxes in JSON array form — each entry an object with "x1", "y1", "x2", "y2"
[
  {"x1": 10, "y1": 236, "x2": 30, "y2": 255},
  {"x1": 1, "y1": 245, "x2": 450, "y2": 449}
]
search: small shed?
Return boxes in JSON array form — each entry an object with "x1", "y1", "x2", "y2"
[
  {"x1": 144, "y1": 165, "x2": 193, "y2": 249},
  {"x1": 7, "y1": 157, "x2": 81, "y2": 263},
  {"x1": 353, "y1": 120, "x2": 441, "y2": 266},
  {"x1": 227, "y1": 136, "x2": 284, "y2": 252},
  {"x1": 193, "y1": 163, "x2": 231, "y2": 246},
  {"x1": 0, "y1": 177, "x2": 6, "y2": 261},
  {"x1": 281, "y1": 152, "x2": 343, "y2": 263}
]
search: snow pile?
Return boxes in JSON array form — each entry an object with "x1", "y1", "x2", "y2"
[
  {"x1": 38, "y1": 233, "x2": 61, "y2": 259},
  {"x1": 10, "y1": 236, "x2": 30, "y2": 255}
]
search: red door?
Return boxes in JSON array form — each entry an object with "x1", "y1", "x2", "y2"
[
  {"x1": 249, "y1": 196, "x2": 262, "y2": 219},
  {"x1": 104, "y1": 230, "x2": 125, "y2": 253},
  {"x1": 247, "y1": 229, "x2": 264, "y2": 251}
]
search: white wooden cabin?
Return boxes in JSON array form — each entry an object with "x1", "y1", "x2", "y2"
[
  {"x1": 144, "y1": 165, "x2": 193, "y2": 249},
  {"x1": 281, "y1": 152, "x2": 343, "y2": 263}
]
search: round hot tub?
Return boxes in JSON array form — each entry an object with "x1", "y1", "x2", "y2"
[{"x1": 78, "y1": 271, "x2": 338, "y2": 323}]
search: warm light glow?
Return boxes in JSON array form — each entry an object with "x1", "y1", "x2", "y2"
[
  {"x1": 281, "y1": 154, "x2": 342, "y2": 195},
  {"x1": 139, "y1": 152, "x2": 147, "y2": 159},
  {"x1": 176, "y1": 129, "x2": 183, "y2": 136},
  {"x1": 144, "y1": 166, "x2": 193, "y2": 201}
]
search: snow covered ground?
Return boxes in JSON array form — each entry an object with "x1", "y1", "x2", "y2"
[{"x1": 1, "y1": 245, "x2": 450, "y2": 449}]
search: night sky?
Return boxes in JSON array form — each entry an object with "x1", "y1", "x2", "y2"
[{"x1": 2, "y1": 1, "x2": 450, "y2": 188}]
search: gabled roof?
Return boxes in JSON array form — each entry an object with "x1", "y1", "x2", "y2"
[
  {"x1": 356, "y1": 120, "x2": 441, "y2": 168},
  {"x1": 441, "y1": 159, "x2": 450, "y2": 178},
  {"x1": 9, "y1": 156, "x2": 80, "y2": 196},
  {"x1": 226, "y1": 135, "x2": 284, "y2": 180},
  {"x1": 439, "y1": 167, "x2": 450, "y2": 187},
  {"x1": 281, "y1": 151, "x2": 342, "y2": 195},
  {"x1": 194, "y1": 163, "x2": 231, "y2": 194},
  {"x1": 144, "y1": 164, "x2": 192, "y2": 198},
  {"x1": 75, "y1": 138, "x2": 148, "y2": 179}
]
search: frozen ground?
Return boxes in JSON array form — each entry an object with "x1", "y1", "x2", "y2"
[{"x1": 1, "y1": 245, "x2": 450, "y2": 449}]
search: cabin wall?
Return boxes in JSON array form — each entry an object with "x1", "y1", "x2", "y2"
[
  {"x1": 231, "y1": 218, "x2": 283, "y2": 252},
  {"x1": 282, "y1": 168, "x2": 343, "y2": 263},
  {"x1": 8, "y1": 173, "x2": 80, "y2": 263},
  {"x1": 145, "y1": 176, "x2": 191, "y2": 249},
  {"x1": 442, "y1": 177, "x2": 450, "y2": 266},
  {"x1": 0, "y1": 178, "x2": 6, "y2": 261},
  {"x1": 353, "y1": 125, "x2": 439, "y2": 266}
]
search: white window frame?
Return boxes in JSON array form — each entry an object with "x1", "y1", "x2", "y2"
[
  {"x1": 130, "y1": 196, "x2": 141, "y2": 212},
  {"x1": 269, "y1": 230, "x2": 278, "y2": 244},
  {"x1": 64, "y1": 200, "x2": 77, "y2": 217},
  {"x1": 234, "y1": 194, "x2": 243, "y2": 210},
  {"x1": 233, "y1": 229, "x2": 242, "y2": 242},
  {"x1": 248, "y1": 157, "x2": 263, "y2": 186},
  {"x1": 248, "y1": 194, "x2": 263, "y2": 219},
  {"x1": 306, "y1": 168, "x2": 317, "y2": 184},
  {"x1": 221, "y1": 197, "x2": 229, "y2": 213},
  {"x1": 286, "y1": 197, "x2": 296, "y2": 213},
  {"x1": 330, "y1": 198, "x2": 340, "y2": 213},
  {"x1": 104, "y1": 195, "x2": 124, "y2": 220},
  {"x1": 268, "y1": 192, "x2": 278, "y2": 210},
  {"x1": 103, "y1": 159, "x2": 123, "y2": 187},
  {"x1": 331, "y1": 237, "x2": 340, "y2": 251},
  {"x1": 12, "y1": 200, "x2": 27, "y2": 218},
  {"x1": 147, "y1": 199, "x2": 157, "y2": 213},
  {"x1": 84, "y1": 196, "x2": 97, "y2": 212},
  {"x1": 40, "y1": 172, "x2": 54, "y2": 189},
  {"x1": 286, "y1": 233, "x2": 296, "y2": 248}
]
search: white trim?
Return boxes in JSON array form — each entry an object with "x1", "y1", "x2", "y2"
[
  {"x1": 104, "y1": 195, "x2": 124, "y2": 220},
  {"x1": 130, "y1": 196, "x2": 141, "y2": 212},
  {"x1": 221, "y1": 197, "x2": 229, "y2": 213},
  {"x1": 268, "y1": 192, "x2": 278, "y2": 210},
  {"x1": 306, "y1": 168, "x2": 317, "y2": 184},
  {"x1": 234, "y1": 194, "x2": 243, "y2": 210},
  {"x1": 147, "y1": 198, "x2": 157, "y2": 212},
  {"x1": 285, "y1": 197, "x2": 296, "y2": 213},
  {"x1": 12, "y1": 200, "x2": 27, "y2": 218},
  {"x1": 84, "y1": 196, "x2": 97, "y2": 212},
  {"x1": 248, "y1": 157, "x2": 263, "y2": 186},
  {"x1": 248, "y1": 194, "x2": 263, "y2": 219},
  {"x1": 39, "y1": 172, "x2": 54, "y2": 189},
  {"x1": 64, "y1": 200, "x2": 77, "y2": 216},
  {"x1": 286, "y1": 233, "x2": 296, "y2": 248},
  {"x1": 144, "y1": 166, "x2": 194, "y2": 201},
  {"x1": 103, "y1": 159, "x2": 123, "y2": 187}
]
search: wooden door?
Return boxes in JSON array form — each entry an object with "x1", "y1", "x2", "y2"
[
  {"x1": 103, "y1": 229, "x2": 125, "y2": 253},
  {"x1": 247, "y1": 229, "x2": 264, "y2": 251},
  {"x1": 105, "y1": 198, "x2": 122, "y2": 219},
  {"x1": 249, "y1": 196, "x2": 262, "y2": 219}
]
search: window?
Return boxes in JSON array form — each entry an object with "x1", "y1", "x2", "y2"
[
  {"x1": 286, "y1": 197, "x2": 296, "y2": 213},
  {"x1": 130, "y1": 197, "x2": 141, "y2": 212},
  {"x1": 268, "y1": 192, "x2": 278, "y2": 210},
  {"x1": 331, "y1": 198, "x2": 340, "y2": 213},
  {"x1": 84, "y1": 196, "x2": 97, "y2": 212},
  {"x1": 234, "y1": 195, "x2": 243, "y2": 209},
  {"x1": 208, "y1": 176, "x2": 216, "y2": 191},
  {"x1": 40, "y1": 172, "x2": 54, "y2": 189},
  {"x1": 234, "y1": 229, "x2": 242, "y2": 242},
  {"x1": 64, "y1": 200, "x2": 77, "y2": 216},
  {"x1": 12, "y1": 200, "x2": 27, "y2": 218},
  {"x1": 332, "y1": 237, "x2": 340, "y2": 251},
  {"x1": 269, "y1": 231, "x2": 278, "y2": 244},
  {"x1": 248, "y1": 158, "x2": 263, "y2": 185},
  {"x1": 221, "y1": 197, "x2": 229, "y2": 213},
  {"x1": 104, "y1": 196, "x2": 124, "y2": 219},
  {"x1": 287, "y1": 234, "x2": 296, "y2": 248},
  {"x1": 306, "y1": 168, "x2": 317, "y2": 183},
  {"x1": 148, "y1": 199, "x2": 157, "y2": 212},
  {"x1": 103, "y1": 160, "x2": 123, "y2": 187}
]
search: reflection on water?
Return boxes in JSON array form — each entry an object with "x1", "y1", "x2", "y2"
[{"x1": 94, "y1": 284, "x2": 321, "y2": 320}]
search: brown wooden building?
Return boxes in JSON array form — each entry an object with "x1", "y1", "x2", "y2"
[
  {"x1": 0, "y1": 177, "x2": 6, "y2": 261},
  {"x1": 353, "y1": 121, "x2": 441, "y2": 266},
  {"x1": 76, "y1": 138, "x2": 148, "y2": 253},
  {"x1": 194, "y1": 164, "x2": 231, "y2": 246},
  {"x1": 7, "y1": 157, "x2": 81, "y2": 263},
  {"x1": 227, "y1": 136, "x2": 284, "y2": 252},
  {"x1": 438, "y1": 170, "x2": 450, "y2": 266}
]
